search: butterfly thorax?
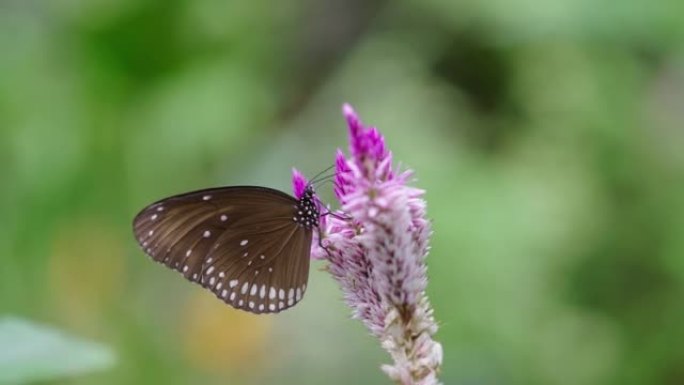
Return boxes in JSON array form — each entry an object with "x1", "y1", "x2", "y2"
[{"x1": 293, "y1": 186, "x2": 319, "y2": 229}]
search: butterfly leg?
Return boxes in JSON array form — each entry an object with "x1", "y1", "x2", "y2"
[
  {"x1": 321, "y1": 210, "x2": 352, "y2": 221},
  {"x1": 315, "y1": 226, "x2": 335, "y2": 260}
]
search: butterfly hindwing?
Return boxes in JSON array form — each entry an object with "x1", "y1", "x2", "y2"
[{"x1": 133, "y1": 186, "x2": 313, "y2": 314}]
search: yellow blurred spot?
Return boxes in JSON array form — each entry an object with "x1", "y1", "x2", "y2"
[
  {"x1": 48, "y1": 219, "x2": 125, "y2": 330},
  {"x1": 183, "y1": 291, "x2": 273, "y2": 373}
]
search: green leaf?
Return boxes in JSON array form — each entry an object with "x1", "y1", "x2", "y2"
[{"x1": 0, "y1": 317, "x2": 116, "y2": 384}]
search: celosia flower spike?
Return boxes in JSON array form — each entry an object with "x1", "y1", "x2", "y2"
[
  {"x1": 319, "y1": 104, "x2": 443, "y2": 385},
  {"x1": 291, "y1": 168, "x2": 307, "y2": 199}
]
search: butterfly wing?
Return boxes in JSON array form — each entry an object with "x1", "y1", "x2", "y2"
[{"x1": 133, "y1": 186, "x2": 312, "y2": 314}]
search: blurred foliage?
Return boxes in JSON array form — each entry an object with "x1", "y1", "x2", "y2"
[
  {"x1": 1, "y1": 0, "x2": 683, "y2": 384},
  {"x1": 0, "y1": 317, "x2": 115, "y2": 384}
]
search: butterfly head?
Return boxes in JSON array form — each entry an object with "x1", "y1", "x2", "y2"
[{"x1": 293, "y1": 185, "x2": 319, "y2": 230}]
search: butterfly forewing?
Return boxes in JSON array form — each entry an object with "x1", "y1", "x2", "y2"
[{"x1": 133, "y1": 186, "x2": 312, "y2": 314}]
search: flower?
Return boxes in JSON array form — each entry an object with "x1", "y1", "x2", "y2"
[
  {"x1": 307, "y1": 104, "x2": 442, "y2": 385},
  {"x1": 291, "y1": 168, "x2": 308, "y2": 199}
]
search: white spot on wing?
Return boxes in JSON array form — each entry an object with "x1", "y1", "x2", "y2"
[
  {"x1": 279, "y1": 289, "x2": 285, "y2": 300},
  {"x1": 203, "y1": 195, "x2": 211, "y2": 201},
  {"x1": 220, "y1": 214, "x2": 228, "y2": 221},
  {"x1": 241, "y1": 282, "x2": 249, "y2": 294},
  {"x1": 151, "y1": 214, "x2": 158, "y2": 220},
  {"x1": 248, "y1": 301, "x2": 254, "y2": 309},
  {"x1": 203, "y1": 230, "x2": 211, "y2": 238},
  {"x1": 221, "y1": 289, "x2": 228, "y2": 298},
  {"x1": 260, "y1": 285, "x2": 266, "y2": 299},
  {"x1": 269, "y1": 287, "x2": 276, "y2": 299},
  {"x1": 206, "y1": 266, "x2": 215, "y2": 275},
  {"x1": 259, "y1": 304, "x2": 264, "y2": 311},
  {"x1": 296, "y1": 288, "x2": 302, "y2": 301},
  {"x1": 269, "y1": 303, "x2": 276, "y2": 311},
  {"x1": 250, "y1": 284, "x2": 258, "y2": 296},
  {"x1": 229, "y1": 280, "x2": 238, "y2": 288},
  {"x1": 240, "y1": 239, "x2": 248, "y2": 246}
]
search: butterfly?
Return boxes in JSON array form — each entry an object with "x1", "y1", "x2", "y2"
[{"x1": 133, "y1": 183, "x2": 321, "y2": 314}]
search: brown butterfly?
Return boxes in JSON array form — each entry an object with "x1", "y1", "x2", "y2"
[{"x1": 133, "y1": 185, "x2": 320, "y2": 314}]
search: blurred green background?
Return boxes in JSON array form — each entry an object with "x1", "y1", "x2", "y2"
[{"x1": 1, "y1": 0, "x2": 683, "y2": 384}]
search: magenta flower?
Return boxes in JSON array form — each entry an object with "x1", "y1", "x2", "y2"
[
  {"x1": 304, "y1": 104, "x2": 442, "y2": 385},
  {"x1": 291, "y1": 168, "x2": 308, "y2": 199}
]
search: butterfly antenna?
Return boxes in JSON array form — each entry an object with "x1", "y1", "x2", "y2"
[
  {"x1": 312, "y1": 174, "x2": 337, "y2": 188},
  {"x1": 308, "y1": 164, "x2": 336, "y2": 186}
]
